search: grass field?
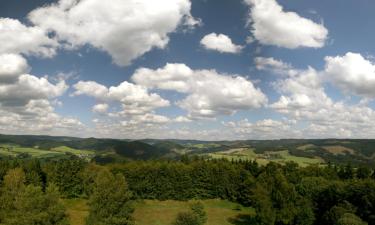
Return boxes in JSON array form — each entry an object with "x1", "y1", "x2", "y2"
[
  {"x1": 206, "y1": 148, "x2": 324, "y2": 167},
  {"x1": 0, "y1": 144, "x2": 94, "y2": 160},
  {"x1": 0, "y1": 144, "x2": 62, "y2": 158},
  {"x1": 51, "y1": 146, "x2": 95, "y2": 156},
  {"x1": 62, "y1": 199, "x2": 89, "y2": 225},
  {"x1": 63, "y1": 199, "x2": 255, "y2": 225}
]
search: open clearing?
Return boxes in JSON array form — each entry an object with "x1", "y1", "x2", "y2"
[
  {"x1": 206, "y1": 148, "x2": 324, "y2": 167},
  {"x1": 63, "y1": 199, "x2": 89, "y2": 225},
  {"x1": 63, "y1": 199, "x2": 255, "y2": 225},
  {"x1": 323, "y1": 145, "x2": 355, "y2": 155},
  {"x1": 134, "y1": 199, "x2": 254, "y2": 225}
]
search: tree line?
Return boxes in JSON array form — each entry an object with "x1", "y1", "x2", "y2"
[{"x1": 0, "y1": 156, "x2": 375, "y2": 224}]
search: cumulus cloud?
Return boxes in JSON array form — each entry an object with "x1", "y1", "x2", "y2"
[
  {"x1": 200, "y1": 33, "x2": 243, "y2": 53},
  {"x1": 0, "y1": 53, "x2": 83, "y2": 135},
  {"x1": 28, "y1": 0, "x2": 200, "y2": 66},
  {"x1": 254, "y1": 57, "x2": 293, "y2": 74},
  {"x1": 132, "y1": 63, "x2": 267, "y2": 118},
  {"x1": 222, "y1": 118, "x2": 300, "y2": 139},
  {"x1": 0, "y1": 54, "x2": 29, "y2": 83},
  {"x1": 92, "y1": 103, "x2": 109, "y2": 114},
  {"x1": 265, "y1": 56, "x2": 375, "y2": 138},
  {"x1": 174, "y1": 116, "x2": 192, "y2": 123},
  {"x1": 245, "y1": 0, "x2": 328, "y2": 48},
  {"x1": 0, "y1": 18, "x2": 58, "y2": 57},
  {"x1": 73, "y1": 80, "x2": 170, "y2": 117},
  {"x1": 0, "y1": 54, "x2": 67, "y2": 107},
  {"x1": 323, "y1": 52, "x2": 375, "y2": 98}
]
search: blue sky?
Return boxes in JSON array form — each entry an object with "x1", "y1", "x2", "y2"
[{"x1": 1, "y1": 0, "x2": 375, "y2": 140}]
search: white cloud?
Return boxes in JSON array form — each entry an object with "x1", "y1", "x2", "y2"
[
  {"x1": 0, "y1": 74, "x2": 67, "y2": 106},
  {"x1": 73, "y1": 81, "x2": 109, "y2": 100},
  {"x1": 174, "y1": 116, "x2": 192, "y2": 123},
  {"x1": 0, "y1": 54, "x2": 29, "y2": 83},
  {"x1": 323, "y1": 52, "x2": 375, "y2": 98},
  {"x1": 0, "y1": 18, "x2": 58, "y2": 57},
  {"x1": 266, "y1": 57, "x2": 375, "y2": 138},
  {"x1": 28, "y1": 0, "x2": 200, "y2": 66},
  {"x1": 131, "y1": 113, "x2": 170, "y2": 124},
  {"x1": 200, "y1": 33, "x2": 243, "y2": 53},
  {"x1": 0, "y1": 54, "x2": 83, "y2": 136},
  {"x1": 73, "y1": 80, "x2": 170, "y2": 116},
  {"x1": 132, "y1": 63, "x2": 193, "y2": 92},
  {"x1": 222, "y1": 118, "x2": 300, "y2": 139},
  {"x1": 245, "y1": 0, "x2": 328, "y2": 48},
  {"x1": 132, "y1": 63, "x2": 267, "y2": 118},
  {"x1": 255, "y1": 57, "x2": 291, "y2": 72},
  {"x1": 92, "y1": 103, "x2": 109, "y2": 114}
]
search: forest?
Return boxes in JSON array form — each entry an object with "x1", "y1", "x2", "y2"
[{"x1": 0, "y1": 155, "x2": 374, "y2": 225}]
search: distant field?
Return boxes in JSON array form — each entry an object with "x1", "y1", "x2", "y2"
[
  {"x1": 322, "y1": 145, "x2": 355, "y2": 155},
  {"x1": 206, "y1": 148, "x2": 324, "y2": 167},
  {"x1": 0, "y1": 144, "x2": 94, "y2": 160},
  {"x1": 0, "y1": 144, "x2": 62, "y2": 158},
  {"x1": 51, "y1": 146, "x2": 95, "y2": 156},
  {"x1": 190, "y1": 143, "x2": 222, "y2": 149},
  {"x1": 63, "y1": 199, "x2": 255, "y2": 225}
]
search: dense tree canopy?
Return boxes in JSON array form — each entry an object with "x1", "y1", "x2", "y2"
[{"x1": 0, "y1": 157, "x2": 374, "y2": 225}]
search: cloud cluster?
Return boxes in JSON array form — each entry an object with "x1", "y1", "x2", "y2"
[
  {"x1": 132, "y1": 63, "x2": 267, "y2": 118},
  {"x1": 245, "y1": 0, "x2": 328, "y2": 48},
  {"x1": 0, "y1": 54, "x2": 29, "y2": 83},
  {"x1": 200, "y1": 33, "x2": 243, "y2": 53},
  {"x1": 28, "y1": 0, "x2": 200, "y2": 66},
  {"x1": 223, "y1": 118, "x2": 299, "y2": 139},
  {"x1": 73, "y1": 80, "x2": 170, "y2": 116},
  {"x1": 324, "y1": 52, "x2": 375, "y2": 98},
  {"x1": 0, "y1": 53, "x2": 83, "y2": 135},
  {"x1": 0, "y1": 18, "x2": 58, "y2": 57},
  {"x1": 256, "y1": 55, "x2": 375, "y2": 138}
]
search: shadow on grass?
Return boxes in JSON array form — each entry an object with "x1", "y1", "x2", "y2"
[{"x1": 228, "y1": 214, "x2": 257, "y2": 225}]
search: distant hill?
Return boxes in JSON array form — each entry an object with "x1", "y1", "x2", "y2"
[{"x1": 0, "y1": 134, "x2": 375, "y2": 166}]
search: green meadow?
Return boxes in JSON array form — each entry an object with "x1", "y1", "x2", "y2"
[
  {"x1": 206, "y1": 148, "x2": 324, "y2": 167},
  {"x1": 0, "y1": 144, "x2": 94, "y2": 159},
  {"x1": 63, "y1": 199, "x2": 255, "y2": 225}
]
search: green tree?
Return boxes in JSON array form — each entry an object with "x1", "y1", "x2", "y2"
[
  {"x1": 356, "y1": 167, "x2": 371, "y2": 179},
  {"x1": 336, "y1": 213, "x2": 368, "y2": 225},
  {"x1": 0, "y1": 168, "x2": 68, "y2": 225},
  {"x1": 191, "y1": 202, "x2": 207, "y2": 225},
  {"x1": 86, "y1": 170, "x2": 134, "y2": 225},
  {"x1": 172, "y1": 212, "x2": 200, "y2": 225}
]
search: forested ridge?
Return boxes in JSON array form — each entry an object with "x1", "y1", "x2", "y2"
[{"x1": 0, "y1": 155, "x2": 375, "y2": 225}]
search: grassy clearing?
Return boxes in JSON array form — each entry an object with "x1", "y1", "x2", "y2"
[
  {"x1": 323, "y1": 145, "x2": 355, "y2": 155},
  {"x1": 206, "y1": 148, "x2": 324, "y2": 167},
  {"x1": 133, "y1": 199, "x2": 255, "y2": 225},
  {"x1": 63, "y1": 199, "x2": 254, "y2": 225},
  {"x1": 271, "y1": 150, "x2": 324, "y2": 167},
  {"x1": 62, "y1": 199, "x2": 89, "y2": 225},
  {"x1": 51, "y1": 146, "x2": 95, "y2": 156}
]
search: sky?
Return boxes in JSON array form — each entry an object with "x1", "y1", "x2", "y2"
[{"x1": 1, "y1": 0, "x2": 375, "y2": 140}]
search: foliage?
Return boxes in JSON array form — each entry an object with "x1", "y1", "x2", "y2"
[
  {"x1": 190, "y1": 202, "x2": 207, "y2": 225},
  {"x1": 0, "y1": 168, "x2": 68, "y2": 225},
  {"x1": 0, "y1": 157, "x2": 375, "y2": 225},
  {"x1": 86, "y1": 170, "x2": 134, "y2": 225},
  {"x1": 172, "y1": 212, "x2": 200, "y2": 225}
]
